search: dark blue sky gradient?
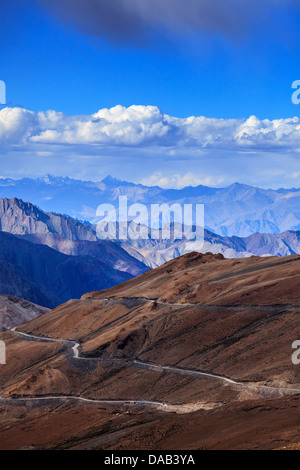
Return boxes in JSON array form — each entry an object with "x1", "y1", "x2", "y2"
[{"x1": 1, "y1": 0, "x2": 299, "y2": 118}]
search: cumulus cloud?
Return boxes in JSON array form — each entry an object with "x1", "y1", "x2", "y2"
[
  {"x1": 0, "y1": 105, "x2": 299, "y2": 153},
  {"x1": 0, "y1": 107, "x2": 37, "y2": 144},
  {"x1": 38, "y1": 0, "x2": 294, "y2": 44}
]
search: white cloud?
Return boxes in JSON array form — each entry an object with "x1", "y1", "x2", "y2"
[
  {"x1": 0, "y1": 107, "x2": 37, "y2": 144},
  {"x1": 1, "y1": 105, "x2": 299, "y2": 152},
  {"x1": 234, "y1": 115, "x2": 300, "y2": 149},
  {"x1": 141, "y1": 172, "x2": 225, "y2": 189}
]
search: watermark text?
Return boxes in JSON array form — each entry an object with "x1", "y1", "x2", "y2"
[
  {"x1": 292, "y1": 340, "x2": 300, "y2": 365},
  {"x1": 0, "y1": 80, "x2": 6, "y2": 105},
  {"x1": 96, "y1": 197, "x2": 205, "y2": 245},
  {"x1": 292, "y1": 80, "x2": 300, "y2": 105},
  {"x1": 0, "y1": 340, "x2": 6, "y2": 365}
]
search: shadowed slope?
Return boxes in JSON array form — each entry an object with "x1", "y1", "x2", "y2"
[{"x1": 0, "y1": 231, "x2": 133, "y2": 308}]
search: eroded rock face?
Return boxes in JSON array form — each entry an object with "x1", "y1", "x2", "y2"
[
  {"x1": 0, "y1": 197, "x2": 96, "y2": 241},
  {"x1": 0, "y1": 295, "x2": 49, "y2": 331},
  {"x1": 0, "y1": 198, "x2": 149, "y2": 278}
]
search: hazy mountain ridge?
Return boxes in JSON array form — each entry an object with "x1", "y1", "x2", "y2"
[
  {"x1": 0, "y1": 231, "x2": 134, "y2": 308},
  {"x1": 0, "y1": 197, "x2": 148, "y2": 276},
  {"x1": 0, "y1": 197, "x2": 300, "y2": 270},
  {"x1": 119, "y1": 225, "x2": 300, "y2": 267},
  {"x1": 1, "y1": 175, "x2": 300, "y2": 236},
  {"x1": 18, "y1": 232, "x2": 148, "y2": 277}
]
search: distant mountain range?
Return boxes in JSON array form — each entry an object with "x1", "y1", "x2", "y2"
[
  {"x1": 0, "y1": 175, "x2": 300, "y2": 237},
  {"x1": 0, "y1": 196, "x2": 299, "y2": 308},
  {"x1": 0, "y1": 197, "x2": 300, "y2": 273},
  {"x1": 119, "y1": 226, "x2": 300, "y2": 268}
]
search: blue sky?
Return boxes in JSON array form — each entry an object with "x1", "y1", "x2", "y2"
[
  {"x1": 1, "y1": 0, "x2": 299, "y2": 118},
  {"x1": 0, "y1": 0, "x2": 299, "y2": 188}
]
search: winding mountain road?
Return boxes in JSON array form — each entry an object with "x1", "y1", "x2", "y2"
[
  {"x1": 7, "y1": 316, "x2": 300, "y2": 406},
  {"x1": 1, "y1": 297, "x2": 298, "y2": 414},
  {"x1": 0, "y1": 394, "x2": 169, "y2": 409},
  {"x1": 96, "y1": 297, "x2": 300, "y2": 313}
]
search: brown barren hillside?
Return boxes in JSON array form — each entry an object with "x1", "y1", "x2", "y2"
[
  {"x1": 0, "y1": 252, "x2": 299, "y2": 450},
  {"x1": 83, "y1": 252, "x2": 300, "y2": 306}
]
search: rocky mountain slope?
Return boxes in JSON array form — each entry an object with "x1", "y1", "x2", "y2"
[
  {"x1": 0, "y1": 231, "x2": 134, "y2": 308},
  {"x1": 0, "y1": 197, "x2": 148, "y2": 276},
  {"x1": 19, "y1": 232, "x2": 148, "y2": 277},
  {"x1": 1, "y1": 252, "x2": 299, "y2": 449},
  {"x1": 0, "y1": 295, "x2": 49, "y2": 331},
  {"x1": 0, "y1": 197, "x2": 95, "y2": 241}
]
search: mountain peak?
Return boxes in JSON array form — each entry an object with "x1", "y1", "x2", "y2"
[
  {"x1": 36, "y1": 175, "x2": 72, "y2": 184},
  {"x1": 101, "y1": 175, "x2": 133, "y2": 187},
  {"x1": 161, "y1": 251, "x2": 225, "y2": 273}
]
